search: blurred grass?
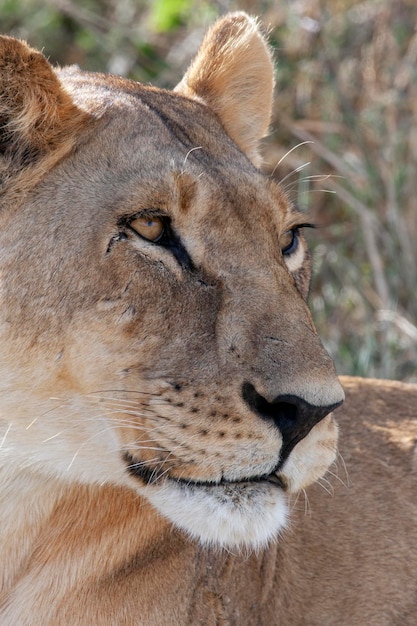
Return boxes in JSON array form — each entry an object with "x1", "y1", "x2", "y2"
[{"x1": 2, "y1": 0, "x2": 416, "y2": 382}]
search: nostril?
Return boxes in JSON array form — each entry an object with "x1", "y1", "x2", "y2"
[
  {"x1": 242, "y1": 383, "x2": 299, "y2": 437},
  {"x1": 243, "y1": 387, "x2": 296, "y2": 431},
  {"x1": 242, "y1": 382, "x2": 341, "y2": 461},
  {"x1": 268, "y1": 401, "x2": 298, "y2": 438}
]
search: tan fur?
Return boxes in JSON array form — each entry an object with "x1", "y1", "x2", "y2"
[
  {"x1": 0, "y1": 36, "x2": 89, "y2": 205},
  {"x1": 175, "y1": 14, "x2": 274, "y2": 166},
  {"x1": 0, "y1": 13, "x2": 416, "y2": 625}
]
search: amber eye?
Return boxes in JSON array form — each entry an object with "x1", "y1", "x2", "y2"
[
  {"x1": 281, "y1": 228, "x2": 299, "y2": 256},
  {"x1": 129, "y1": 215, "x2": 165, "y2": 242}
]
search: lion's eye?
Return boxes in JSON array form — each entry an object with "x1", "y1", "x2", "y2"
[
  {"x1": 129, "y1": 215, "x2": 165, "y2": 242},
  {"x1": 281, "y1": 228, "x2": 299, "y2": 256}
]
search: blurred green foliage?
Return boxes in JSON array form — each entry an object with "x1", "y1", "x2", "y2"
[
  {"x1": 150, "y1": 0, "x2": 193, "y2": 32},
  {"x1": 2, "y1": 0, "x2": 416, "y2": 381}
]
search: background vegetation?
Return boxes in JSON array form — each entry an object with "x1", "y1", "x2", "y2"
[{"x1": 2, "y1": 0, "x2": 416, "y2": 382}]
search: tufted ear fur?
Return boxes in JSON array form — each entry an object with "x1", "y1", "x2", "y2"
[
  {"x1": 0, "y1": 36, "x2": 87, "y2": 192},
  {"x1": 175, "y1": 12, "x2": 275, "y2": 167}
]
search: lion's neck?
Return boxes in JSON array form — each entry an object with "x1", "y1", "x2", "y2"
[
  {"x1": 0, "y1": 468, "x2": 62, "y2": 594},
  {"x1": 0, "y1": 468, "x2": 172, "y2": 612},
  {"x1": 0, "y1": 466, "x2": 298, "y2": 624}
]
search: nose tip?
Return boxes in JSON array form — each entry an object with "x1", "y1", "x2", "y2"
[{"x1": 242, "y1": 382, "x2": 343, "y2": 461}]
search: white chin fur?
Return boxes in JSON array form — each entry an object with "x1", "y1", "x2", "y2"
[{"x1": 142, "y1": 480, "x2": 288, "y2": 551}]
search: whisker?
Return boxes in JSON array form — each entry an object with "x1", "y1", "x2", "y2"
[
  {"x1": 282, "y1": 180, "x2": 338, "y2": 196},
  {"x1": 307, "y1": 188, "x2": 337, "y2": 195},
  {"x1": 120, "y1": 443, "x2": 167, "y2": 452},
  {"x1": 82, "y1": 398, "x2": 154, "y2": 411},
  {"x1": 325, "y1": 468, "x2": 349, "y2": 489},
  {"x1": 25, "y1": 417, "x2": 39, "y2": 430},
  {"x1": 182, "y1": 146, "x2": 203, "y2": 169},
  {"x1": 126, "y1": 456, "x2": 166, "y2": 471},
  {"x1": 94, "y1": 408, "x2": 156, "y2": 419},
  {"x1": 290, "y1": 489, "x2": 301, "y2": 511},
  {"x1": 270, "y1": 141, "x2": 314, "y2": 177},
  {"x1": 25, "y1": 401, "x2": 76, "y2": 430},
  {"x1": 0, "y1": 423, "x2": 12, "y2": 449},
  {"x1": 277, "y1": 161, "x2": 311, "y2": 188},
  {"x1": 336, "y1": 451, "x2": 350, "y2": 486},
  {"x1": 87, "y1": 389, "x2": 165, "y2": 398},
  {"x1": 98, "y1": 416, "x2": 164, "y2": 427},
  {"x1": 302, "y1": 489, "x2": 311, "y2": 515},
  {"x1": 42, "y1": 431, "x2": 64, "y2": 443},
  {"x1": 154, "y1": 466, "x2": 175, "y2": 482},
  {"x1": 317, "y1": 477, "x2": 334, "y2": 497},
  {"x1": 66, "y1": 426, "x2": 126, "y2": 471},
  {"x1": 81, "y1": 396, "x2": 174, "y2": 416},
  {"x1": 295, "y1": 173, "x2": 343, "y2": 183}
]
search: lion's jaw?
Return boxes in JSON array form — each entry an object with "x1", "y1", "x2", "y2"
[
  {"x1": 127, "y1": 415, "x2": 338, "y2": 550},
  {"x1": 0, "y1": 396, "x2": 337, "y2": 552},
  {"x1": 143, "y1": 479, "x2": 288, "y2": 551},
  {"x1": 0, "y1": 13, "x2": 344, "y2": 552},
  {"x1": 0, "y1": 368, "x2": 339, "y2": 550}
]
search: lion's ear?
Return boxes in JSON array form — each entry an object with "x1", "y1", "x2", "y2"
[
  {"x1": 0, "y1": 36, "x2": 85, "y2": 172},
  {"x1": 175, "y1": 12, "x2": 274, "y2": 167}
]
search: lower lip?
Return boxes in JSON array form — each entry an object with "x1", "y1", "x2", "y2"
[{"x1": 124, "y1": 453, "x2": 285, "y2": 491}]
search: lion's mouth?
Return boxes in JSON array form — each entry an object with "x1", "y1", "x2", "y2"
[{"x1": 123, "y1": 452, "x2": 287, "y2": 491}]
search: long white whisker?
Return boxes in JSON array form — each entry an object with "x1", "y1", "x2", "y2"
[
  {"x1": 278, "y1": 161, "x2": 311, "y2": 188},
  {"x1": 83, "y1": 399, "x2": 153, "y2": 412},
  {"x1": 336, "y1": 451, "x2": 350, "y2": 486},
  {"x1": 317, "y1": 477, "x2": 334, "y2": 496},
  {"x1": 270, "y1": 141, "x2": 314, "y2": 176},
  {"x1": 95, "y1": 408, "x2": 157, "y2": 419},
  {"x1": 87, "y1": 389, "x2": 164, "y2": 398},
  {"x1": 26, "y1": 401, "x2": 74, "y2": 430},
  {"x1": 182, "y1": 145, "x2": 203, "y2": 169},
  {"x1": 125, "y1": 456, "x2": 167, "y2": 470},
  {"x1": 0, "y1": 423, "x2": 12, "y2": 449},
  {"x1": 129, "y1": 439, "x2": 165, "y2": 450},
  {"x1": 66, "y1": 426, "x2": 123, "y2": 471},
  {"x1": 42, "y1": 431, "x2": 64, "y2": 443},
  {"x1": 302, "y1": 489, "x2": 310, "y2": 515},
  {"x1": 325, "y1": 468, "x2": 349, "y2": 489}
]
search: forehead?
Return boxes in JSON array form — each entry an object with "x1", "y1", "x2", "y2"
[
  {"x1": 62, "y1": 69, "x2": 243, "y2": 159},
  {"x1": 57, "y1": 68, "x2": 292, "y2": 226}
]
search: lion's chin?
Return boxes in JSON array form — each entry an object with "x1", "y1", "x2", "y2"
[{"x1": 139, "y1": 479, "x2": 288, "y2": 551}]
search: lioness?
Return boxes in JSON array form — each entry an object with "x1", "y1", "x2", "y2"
[{"x1": 0, "y1": 12, "x2": 416, "y2": 625}]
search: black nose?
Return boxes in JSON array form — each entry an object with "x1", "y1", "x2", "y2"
[{"x1": 242, "y1": 382, "x2": 342, "y2": 463}]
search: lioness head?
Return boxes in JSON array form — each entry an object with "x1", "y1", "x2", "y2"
[{"x1": 0, "y1": 13, "x2": 344, "y2": 550}]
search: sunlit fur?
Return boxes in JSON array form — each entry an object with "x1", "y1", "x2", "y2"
[
  {"x1": 0, "y1": 13, "x2": 345, "y2": 556},
  {"x1": 1, "y1": 12, "x2": 416, "y2": 626}
]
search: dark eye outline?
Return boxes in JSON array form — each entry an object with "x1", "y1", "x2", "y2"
[
  {"x1": 128, "y1": 215, "x2": 165, "y2": 243},
  {"x1": 123, "y1": 212, "x2": 170, "y2": 245},
  {"x1": 282, "y1": 228, "x2": 299, "y2": 256},
  {"x1": 116, "y1": 211, "x2": 194, "y2": 271},
  {"x1": 282, "y1": 223, "x2": 315, "y2": 257}
]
